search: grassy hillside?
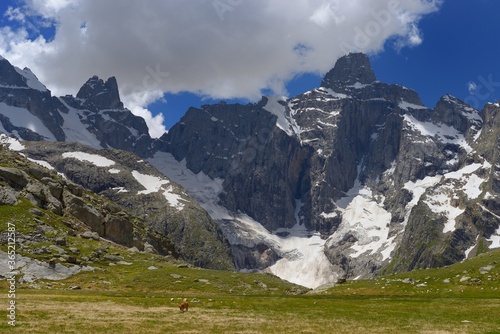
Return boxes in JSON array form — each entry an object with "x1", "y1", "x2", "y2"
[{"x1": 1, "y1": 243, "x2": 499, "y2": 333}]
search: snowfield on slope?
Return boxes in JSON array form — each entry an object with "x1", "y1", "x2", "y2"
[
  {"x1": 327, "y1": 174, "x2": 395, "y2": 262},
  {"x1": 148, "y1": 151, "x2": 337, "y2": 289},
  {"x1": 0, "y1": 103, "x2": 56, "y2": 141},
  {"x1": 404, "y1": 161, "x2": 490, "y2": 234},
  {"x1": 62, "y1": 151, "x2": 115, "y2": 167},
  {"x1": 130, "y1": 170, "x2": 186, "y2": 210}
]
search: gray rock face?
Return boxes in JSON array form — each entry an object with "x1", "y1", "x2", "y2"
[
  {"x1": 0, "y1": 250, "x2": 94, "y2": 283},
  {"x1": 76, "y1": 76, "x2": 123, "y2": 109},
  {"x1": 162, "y1": 101, "x2": 310, "y2": 232},
  {"x1": 0, "y1": 186, "x2": 18, "y2": 205},
  {"x1": 321, "y1": 53, "x2": 377, "y2": 88}
]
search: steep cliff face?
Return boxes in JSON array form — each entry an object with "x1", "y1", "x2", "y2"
[
  {"x1": 162, "y1": 101, "x2": 310, "y2": 232},
  {"x1": 154, "y1": 53, "x2": 499, "y2": 283}
]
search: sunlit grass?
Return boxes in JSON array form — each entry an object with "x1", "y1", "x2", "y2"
[{"x1": 0, "y1": 249, "x2": 499, "y2": 333}]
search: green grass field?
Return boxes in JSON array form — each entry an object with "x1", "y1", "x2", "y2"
[{"x1": 1, "y1": 247, "x2": 499, "y2": 333}]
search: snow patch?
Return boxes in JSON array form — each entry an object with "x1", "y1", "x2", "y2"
[
  {"x1": 131, "y1": 169, "x2": 186, "y2": 210},
  {"x1": 348, "y1": 82, "x2": 369, "y2": 89},
  {"x1": 62, "y1": 151, "x2": 115, "y2": 167},
  {"x1": 405, "y1": 162, "x2": 489, "y2": 234},
  {"x1": 263, "y1": 96, "x2": 295, "y2": 136},
  {"x1": 398, "y1": 101, "x2": 427, "y2": 111},
  {"x1": 488, "y1": 227, "x2": 500, "y2": 249},
  {"x1": 424, "y1": 191, "x2": 463, "y2": 234},
  {"x1": 329, "y1": 161, "x2": 395, "y2": 262},
  {"x1": 320, "y1": 211, "x2": 337, "y2": 219},
  {"x1": 112, "y1": 187, "x2": 128, "y2": 193},
  {"x1": 329, "y1": 185, "x2": 394, "y2": 261},
  {"x1": 464, "y1": 236, "x2": 479, "y2": 259},
  {"x1": 0, "y1": 133, "x2": 25, "y2": 151},
  {"x1": 402, "y1": 174, "x2": 442, "y2": 229},
  {"x1": 462, "y1": 174, "x2": 484, "y2": 199},
  {"x1": 162, "y1": 185, "x2": 186, "y2": 210},
  {"x1": 268, "y1": 224, "x2": 337, "y2": 288},
  {"x1": 132, "y1": 170, "x2": 169, "y2": 194},
  {"x1": 320, "y1": 88, "x2": 350, "y2": 100},
  {"x1": 28, "y1": 158, "x2": 54, "y2": 170},
  {"x1": 148, "y1": 151, "x2": 336, "y2": 288},
  {"x1": 444, "y1": 163, "x2": 482, "y2": 179},
  {"x1": 14, "y1": 67, "x2": 48, "y2": 92},
  {"x1": 0, "y1": 103, "x2": 55, "y2": 140},
  {"x1": 57, "y1": 98, "x2": 103, "y2": 149},
  {"x1": 403, "y1": 114, "x2": 472, "y2": 153}
]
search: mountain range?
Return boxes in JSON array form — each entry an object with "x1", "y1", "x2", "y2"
[{"x1": 0, "y1": 53, "x2": 499, "y2": 289}]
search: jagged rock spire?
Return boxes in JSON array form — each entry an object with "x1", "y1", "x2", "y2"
[
  {"x1": 77, "y1": 75, "x2": 123, "y2": 109},
  {"x1": 321, "y1": 53, "x2": 377, "y2": 89}
]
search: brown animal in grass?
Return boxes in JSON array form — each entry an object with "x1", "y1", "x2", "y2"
[{"x1": 179, "y1": 299, "x2": 189, "y2": 312}]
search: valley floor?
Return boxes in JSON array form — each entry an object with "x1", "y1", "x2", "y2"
[{"x1": 1, "y1": 283, "x2": 499, "y2": 333}]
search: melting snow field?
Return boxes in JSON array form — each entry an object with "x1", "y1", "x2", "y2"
[
  {"x1": 403, "y1": 161, "x2": 491, "y2": 234},
  {"x1": 149, "y1": 152, "x2": 337, "y2": 289},
  {"x1": 268, "y1": 224, "x2": 337, "y2": 288},
  {"x1": 62, "y1": 151, "x2": 115, "y2": 167},
  {"x1": 130, "y1": 170, "x2": 186, "y2": 210},
  {"x1": 0, "y1": 103, "x2": 56, "y2": 140},
  {"x1": 57, "y1": 98, "x2": 103, "y2": 149},
  {"x1": 328, "y1": 175, "x2": 395, "y2": 262},
  {"x1": 403, "y1": 114, "x2": 473, "y2": 153}
]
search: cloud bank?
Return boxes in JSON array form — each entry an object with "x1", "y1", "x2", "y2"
[{"x1": 0, "y1": 0, "x2": 442, "y2": 136}]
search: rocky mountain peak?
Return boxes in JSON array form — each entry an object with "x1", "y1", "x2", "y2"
[
  {"x1": 0, "y1": 57, "x2": 48, "y2": 92},
  {"x1": 432, "y1": 94, "x2": 481, "y2": 133},
  {"x1": 0, "y1": 57, "x2": 27, "y2": 88},
  {"x1": 321, "y1": 53, "x2": 377, "y2": 89},
  {"x1": 76, "y1": 75, "x2": 123, "y2": 109}
]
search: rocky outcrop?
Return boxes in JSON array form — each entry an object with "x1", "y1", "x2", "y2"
[
  {"x1": 0, "y1": 140, "x2": 173, "y2": 255},
  {"x1": 76, "y1": 76, "x2": 123, "y2": 109},
  {"x1": 19, "y1": 140, "x2": 234, "y2": 270},
  {"x1": 321, "y1": 52, "x2": 377, "y2": 89}
]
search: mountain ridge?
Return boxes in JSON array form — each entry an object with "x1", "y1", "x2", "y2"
[{"x1": 0, "y1": 53, "x2": 499, "y2": 288}]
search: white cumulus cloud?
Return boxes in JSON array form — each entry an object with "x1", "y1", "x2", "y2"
[{"x1": 0, "y1": 0, "x2": 442, "y2": 137}]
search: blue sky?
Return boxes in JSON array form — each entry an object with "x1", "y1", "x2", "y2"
[
  {"x1": 162, "y1": 0, "x2": 500, "y2": 128},
  {"x1": 371, "y1": 0, "x2": 500, "y2": 110},
  {"x1": 0, "y1": 1, "x2": 498, "y2": 132}
]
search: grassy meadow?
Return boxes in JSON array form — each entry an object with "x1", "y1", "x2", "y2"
[{"x1": 1, "y1": 247, "x2": 499, "y2": 334}]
